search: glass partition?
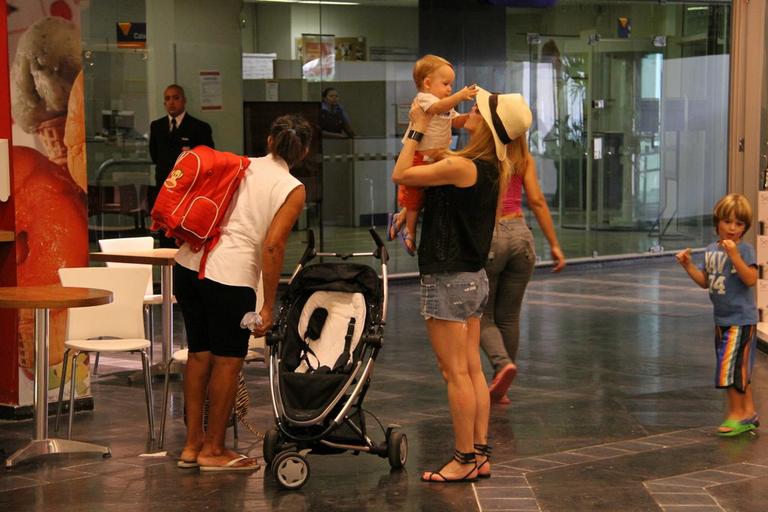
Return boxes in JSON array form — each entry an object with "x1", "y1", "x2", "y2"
[
  {"x1": 262, "y1": 0, "x2": 732, "y2": 273},
  {"x1": 81, "y1": 1, "x2": 152, "y2": 243},
  {"x1": 517, "y1": 1, "x2": 731, "y2": 261},
  {"x1": 80, "y1": 0, "x2": 733, "y2": 276}
]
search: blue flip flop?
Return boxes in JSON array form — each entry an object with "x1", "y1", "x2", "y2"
[
  {"x1": 387, "y1": 211, "x2": 401, "y2": 241},
  {"x1": 398, "y1": 227, "x2": 416, "y2": 256}
]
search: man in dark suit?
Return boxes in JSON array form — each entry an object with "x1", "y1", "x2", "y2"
[{"x1": 149, "y1": 84, "x2": 214, "y2": 246}]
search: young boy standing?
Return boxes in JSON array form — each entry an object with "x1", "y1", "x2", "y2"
[{"x1": 676, "y1": 193, "x2": 759, "y2": 436}]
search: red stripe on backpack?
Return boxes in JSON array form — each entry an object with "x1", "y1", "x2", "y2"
[{"x1": 150, "y1": 145, "x2": 251, "y2": 279}]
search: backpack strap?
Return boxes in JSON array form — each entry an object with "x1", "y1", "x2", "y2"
[
  {"x1": 196, "y1": 234, "x2": 221, "y2": 280},
  {"x1": 195, "y1": 153, "x2": 250, "y2": 279},
  {"x1": 198, "y1": 247, "x2": 211, "y2": 280}
]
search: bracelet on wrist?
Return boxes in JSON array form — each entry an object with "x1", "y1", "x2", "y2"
[{"x1": 406, "y1": 129, "x2": 424, "y2": 142}]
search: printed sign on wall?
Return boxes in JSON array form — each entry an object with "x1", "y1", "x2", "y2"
[
  {"x1": 299, "y1": 34, "x2": 335, "y2": 81},
  {"x1": 116, "y1": 22, "x2": 146, "y2": 49},
  {"x1": 200, "y1": 71, "x2": 223, "y2": 111}
]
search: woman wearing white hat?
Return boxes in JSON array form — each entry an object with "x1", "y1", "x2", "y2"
[{"x1": 392, "y1": 87, "x2": 533, "y2": 482}]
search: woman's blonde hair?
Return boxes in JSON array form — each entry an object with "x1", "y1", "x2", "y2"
[
  {"x1": 447, "y1": 121, "x2": 531, "y2": 216},
  {"x1": 413, "y1": 54, "x2": 452, "y2": 90},
  {"x1": 713, "y1": 193, "x2": 753, "y2": 234}
]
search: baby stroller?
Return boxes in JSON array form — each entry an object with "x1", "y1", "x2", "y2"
[{"x1": 264, "y1": 229, "x2": 407, "y2": 490}]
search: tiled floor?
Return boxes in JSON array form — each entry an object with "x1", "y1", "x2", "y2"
[{"x1": 2, "y1": 258, "x2": 768, "y2": 511}]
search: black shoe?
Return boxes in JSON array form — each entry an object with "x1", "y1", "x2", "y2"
[
  {"x1": 474, "y1": 443, "x2": 492, "y2": 478},
  {"x1": 421, "y1": 450, "x2": 478, "y2": 483}
]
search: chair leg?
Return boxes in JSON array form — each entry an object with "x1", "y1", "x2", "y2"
[
  {"x1": 93, "y1": 352, "x2": 100, "y2": 375},
  {"x1": 144, "y1": 305, "x2": 152, "y2": 341},
  {"x1": 158, "y1": 355, "x2": 173, "y2": 450},
  {"x1": 67, "y1": 352, "x2": 80, "y2": 439},
  {"x1": 147, "y1": 306, "x2": 155, "y2": 363},
  {"x1": 55, "y1": 349, "x2": 71, "y2": 432},
  {"x1": 140, "y1": 350, "x2": 156, "y2": 441}
]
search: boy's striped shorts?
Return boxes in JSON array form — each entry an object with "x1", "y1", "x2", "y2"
[{"x1": 714, "y1": 325, "x2": 756, "y2": 393}]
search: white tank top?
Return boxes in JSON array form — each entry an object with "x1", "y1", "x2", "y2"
[{"x1": 175, "y1": 154, "x2": 302, "y2": 290}]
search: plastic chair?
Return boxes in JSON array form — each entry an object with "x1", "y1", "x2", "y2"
[
  {"x1": 55, "y1": 267, "x2": 155, "y2": 440},
  {"x1": 98, "y1": 236, "x2": 175, "y2": 368}
]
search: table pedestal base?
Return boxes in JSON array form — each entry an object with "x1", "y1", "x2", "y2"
[{"x1": 6, "y1": 438, "x2": 111, "y2": 468}]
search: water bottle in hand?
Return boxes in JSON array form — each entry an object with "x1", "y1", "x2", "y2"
[{"x1": 240, "y1": 311, "x2": 263, "y2": 331}]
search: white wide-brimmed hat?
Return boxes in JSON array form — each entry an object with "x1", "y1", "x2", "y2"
[{"x1": 476, "y1": 87, "x2": 532, "y2": 161}]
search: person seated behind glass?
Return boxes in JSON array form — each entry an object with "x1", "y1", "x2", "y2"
[{"x1": 320, "y1": 87, "x2": 355, "y2": 139}]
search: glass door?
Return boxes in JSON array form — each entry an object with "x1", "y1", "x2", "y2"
[
  {"x1": 586, "y1": 36, "x2": 663, "y2": 233},
  {"x1": 526, "y1": 35, "x2": 590, "y2": 229}
]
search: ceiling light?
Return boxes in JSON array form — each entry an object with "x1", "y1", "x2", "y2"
[
  {"x1": 298, "y1": 1, "x2": 360, "y2": 4},
  {"x1": 258, "y1": 0, "x2": 360, "y2": 4}
]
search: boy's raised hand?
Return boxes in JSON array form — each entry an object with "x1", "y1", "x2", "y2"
[
  {"x1": 675, "y1": 248, "x2": 692, "y2": 266},
  {"x1": 460, "y1": 84, "x2": 478, "y2": 101},
  {"x1": 718, "y1": 239, "x2": 738, "y2": 257}
]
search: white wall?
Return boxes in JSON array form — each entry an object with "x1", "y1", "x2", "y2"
[
  {"x1": 253, "y1": 4, "x2": 293, "y2": 59},
  {"x1": 661, "y1": 54, "x2": 729, "y2": 221}
]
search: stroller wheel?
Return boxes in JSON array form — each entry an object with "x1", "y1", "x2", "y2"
[
  {"x1": 387, "y1": 431, "x2": 408, "y2": 469},
  {"x1": 263, "y1": 428, "x2": 281, "y2": 465},
  {"x1": 273, "y1": 451, "x2": 310, "y2": 490}
]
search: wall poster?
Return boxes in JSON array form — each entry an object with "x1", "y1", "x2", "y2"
[
  {"x1": 6, "y1": 0, "x2": 90, "y2": 406},
  {"x1": 298, "y1": 34, "x2": 335, "y2": 81}
]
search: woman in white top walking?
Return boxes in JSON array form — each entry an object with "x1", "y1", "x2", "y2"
[{"x1": 173, "y1": 114, "x2": 310, "y2": 472}]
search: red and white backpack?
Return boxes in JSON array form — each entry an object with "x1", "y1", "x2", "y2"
[{"x1": 150, "y1": 145, "x2": 251, "y2": 278}]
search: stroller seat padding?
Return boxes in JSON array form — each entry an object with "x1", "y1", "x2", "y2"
[{"x1": 295, "y1": 291, "x2": 366, "y2": 373}]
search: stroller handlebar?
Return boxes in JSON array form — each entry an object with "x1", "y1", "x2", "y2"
[
  {"x1": 298, "y1": 230, "x2": 317, "y2": 267},
  {"x1": 368, "y1": 228, "x2": 389, "y2": 264},
  {"x1": 296, "y1": 229, "x2": 388, "y2": 264},
  {"x1": 316, "y1": 251, "x2": 379, "y2": 259}
]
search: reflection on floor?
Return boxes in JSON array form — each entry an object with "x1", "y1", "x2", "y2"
[
  {"x1": 2, "y1": 259, "x2": 767, "y2": 511},
  {"x1": 94, "y1": 210, "x2": 710, "y2": 277}
]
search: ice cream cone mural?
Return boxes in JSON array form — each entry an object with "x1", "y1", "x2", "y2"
[
  {"x1": 12, "y1": 145, "x2": 89, "y2": 383},
  {"x1": 64, "y1": 71, "x2": 87, "y2": 192},
  {"x1": 6, "y1": 7, "x2": 90, "y2": 404},
  {"x1": 11, "y1": 16, "x2": 81, "y2": 167},
  {"x1": 36, "y1": 116, "x2": 68, "y2": 166}
]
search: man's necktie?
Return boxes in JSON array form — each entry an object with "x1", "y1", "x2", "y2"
[{"x1": 170, "y1": 117, "x2": 177, "y2": 133}]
